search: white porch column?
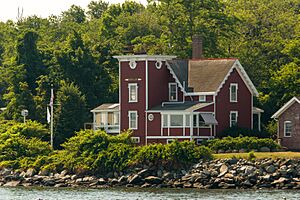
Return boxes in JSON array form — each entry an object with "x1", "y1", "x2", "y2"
[
  {"x1": 93, "y1": 112, "x2": 96, "y2": 130},
  {"x1": 258, "y1": 113, "x2": 261, "y2": 132},
  {"x1": 190, "y1": 113, "x2": 193, "y2": 141}
]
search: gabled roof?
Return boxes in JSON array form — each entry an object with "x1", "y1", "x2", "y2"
[
  {"x1": 166, "y1": 58, "x2": 258, "y2": 96},
  {"x1": 271, "y1": 97, "x2": 300, "y2": 119},
  {"x1": 188, "y1": 59, "x2": 236, "y2": 93},
  {"x1": 91, "y1": 103, "x2": 119, "y2": 112}
]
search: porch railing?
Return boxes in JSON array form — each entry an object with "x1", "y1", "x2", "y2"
[{"x1": 94, "y1": 124, "x2": 120, "y2": 134}]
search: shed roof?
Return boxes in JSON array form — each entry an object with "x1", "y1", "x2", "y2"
[
  {"x1": 91, "y1": 103, "x2": 119, "y2": 112},
  {"x1": 150, "y1": 102, "x2": 213, "y2": 112}
]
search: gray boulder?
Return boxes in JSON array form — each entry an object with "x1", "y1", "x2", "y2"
[{"x1": 145, "y1": 176, "x2": 163, "y2": 184}]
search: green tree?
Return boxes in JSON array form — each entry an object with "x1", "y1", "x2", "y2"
[
  {"x1": 87, "y1": 0, "x2": 109, "y2": 19},
  {"x1": 54, "y1": 81, "x2": 87, "y2": 149},
  {"x1": 62, "y1": 5, "x2": 86, "y2": 24}
]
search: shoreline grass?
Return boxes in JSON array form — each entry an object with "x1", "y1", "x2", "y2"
[{"x1": 213, "y1": 152, "x2": 300, "y2": 160}]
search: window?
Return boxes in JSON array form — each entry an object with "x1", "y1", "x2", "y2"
[
  {"x1": 199, "y1": 95, "x2": 206, "y2": 102},
  {"x1": 230, "y1": 111, "x2": 238, "y2": 127},
  {"x1": 113, "y1": 112, "x2": 119, "y2": 125},
  {"x1": 128, "y1": 111, "x2": 138, "y2": 130},
  {"x1": 170, "y1": 115, "x2": 183, "y2": 127},
  {"x1": 128, "y1": 83, "x2": 138, "y2": 102},
  {"x1": 185, "y1": 114, "x2": 190, "y2": 127},
  {"x1": 284, "y1": 121, "x2": 292, "y2": 137},
  {"x1": 131, "y1": 137, "x2": 140, "y2": 143},
  {"x1": 169, "y1": 83, "x2": 177, "y2": 101},
  {"x1": 230, "y1": 83, "x2": 238, "y2": 102},
  {"x1": 193, "y1": 114, "x2": 198, "y2": 127},
  {"x1": 162, "y1": 114, "x2": 168, "y2": 127}
]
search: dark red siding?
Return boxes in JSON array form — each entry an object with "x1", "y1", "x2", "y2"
[
  {"x1": 185, "y1": 95, "x2": 214, "y2": 102},
  {"x1": 148, "y1": 61, "x2": 183, "y2": 109},
  {"x1": 120, "y1": 61, "x2": 146, "y2": 145},
  {"x1": 215, "y1": 68, "x2": 252, "y2": 135},
  {"x1": 146, "y1": 112, "x2": 161, "y2": 136}
]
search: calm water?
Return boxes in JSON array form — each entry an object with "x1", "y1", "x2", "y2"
[{"x1": 0, "y1": 187, "x2": 299, "y2": 200}]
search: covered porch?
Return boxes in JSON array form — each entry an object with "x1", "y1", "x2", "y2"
[
  {"x1": 253, "y1": 107, "x2": 264, "y2": 132},
  {"x1": 91, "y1": 103, "x2": 120, "y2": 134},
  {"x1": 151, "y1": 101, "x2": 218, "y2": 139}
]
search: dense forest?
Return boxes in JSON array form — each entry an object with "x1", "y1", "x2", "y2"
[{"x1": 0, "y1": 0, "x2": 299, "y2": 145}]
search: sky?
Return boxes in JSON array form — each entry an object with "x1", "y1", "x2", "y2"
[{"x1": 0, "y1": 0, "x2": 148, "y2": 22}]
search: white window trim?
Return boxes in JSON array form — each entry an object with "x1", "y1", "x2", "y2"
[
  {"x1": 131, "y1": 137, "x2": 140, "y2": 143},
  {"x1": 199, "y1": 95, "x2": 206, "y2": 102},
  {"x1": 162, "y1": 113, "x2": 191, "y2": 128},
  {"x1": 128, "y1": 111, "x2": 138, "y2": 130},
  {"x1": 168, "y1": 83, "x2": 178, "y2": 101},
  {"x1": 230, "y1": 83, "x2": 238, "y2": 103},
  {"x1": 284, "y1": 121, "x2": 292, "y2": 137},
  {"x1": 230, "y1": 111, "x2": 238, "y2": 127},
  {"x1": 128, "y1": 83, "x2": 138, "y2": 103}
]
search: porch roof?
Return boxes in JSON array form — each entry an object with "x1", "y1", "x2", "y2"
[
  {"x1": 91, "y1": 103, "x2": 119, "y2": 112},
  {"x1": 150, "y1": 102, "x2": 213, "y2": 112}
]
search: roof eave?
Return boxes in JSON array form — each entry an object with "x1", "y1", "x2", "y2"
[{"x1": 271, "y1": 97, "x2": 300, "y2": 118}]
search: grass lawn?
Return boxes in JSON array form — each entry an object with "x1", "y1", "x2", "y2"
[{"x1": 213, "y1": 152, "x2": 300, "y2": 160}]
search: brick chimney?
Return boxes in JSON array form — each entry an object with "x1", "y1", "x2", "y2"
[{"x1": 192, "y1": 35, "x2": 203, "y2": 59}]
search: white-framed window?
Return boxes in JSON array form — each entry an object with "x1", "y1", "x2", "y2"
[
  {"x1": 162, "y1": 114, "x2": 168, "y2": 127},
  {"x1": 128, "y1": 83, "x2": 138, "y2": 102},
  {"x1": 113, "y1": 112, "x2": 119, "y2": 125},
  {"x1": 162, "y1": 114, "x2": 191, "y2": 128},
  {"x1": 193, "y1": 114, "x2": 198, "y2": 127},
  {"x1": 131, "y1": 137, "x2": 140, "y2": 143},
  {"x1": 284, "y1": 121, "x2": 292, "y2": 137},
  {"x1": 170, "y1": 114, "x2": 183, "y2": 127},
  {"x1": 169, "y1": 83, "x2": 177, "y2": 101},
  {"x1": 128, "y1": 111, "x2": 138, "y2": 130},
  {"x1": 230, "y1": 111, "x2": 238, "y2": 127},
  {"x1": 199, "y1": 95, "x2": 206, "y2": 102},
  {"x1": 167, "y1": 139, "x2": 175, "y2": 144},
  {"x1": 230, "y1": 83, "x2": 238, "y2": 102},
  {"x1": 185, "y1": 114, "x2": 190, "y2": 127}
]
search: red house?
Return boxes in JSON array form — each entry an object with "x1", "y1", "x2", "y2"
[{"x1": 91, "y1": 38, "x2": 261, "y2": 145}]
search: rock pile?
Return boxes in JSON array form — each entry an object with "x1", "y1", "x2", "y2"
[{"x1": 1, "y1": 158, "x2": 300, "y2": 189}]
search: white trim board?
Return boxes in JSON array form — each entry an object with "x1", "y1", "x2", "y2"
[
  {"x1": 272, "y1": 97, "x2": 300, "y2": 119},
  {"x1": 113, "y1": 55, "x2": 176, "y2": 62},
  {"x1": 215, "y1": 60, "x2": 259, "y2": 97}
]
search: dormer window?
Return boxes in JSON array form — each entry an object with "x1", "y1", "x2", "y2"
[
  {"x1": 199, "y1": 95, "x2": 206, "y2": 102},
  {"x1": 128, "y1": 83, "x2": 138, "y2": 102},
  {"x1": 169, "y1": 83, "x2": 177, "y2": 101},
  {"x1": 230, "y1": 83, "x2": 238, "y2": 102}
]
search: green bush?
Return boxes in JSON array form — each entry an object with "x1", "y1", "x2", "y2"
[
  {"x1": 0, "y1": 135, "x2": 51, "y2": 169},
  {"x1": 219, "y1": 126, "x2": 270, "y2": 138},
  {"x1": 206, "y1": 136, "x2": 280, "y2": 152},
  {"x1": 39, "y1": 129, "x2": 136, "y2": 174},
  {"x1": 0, "y1": 120, "x2": 49, "y2": 141},
  {"x1": 133, "y1": 140, "x2": 212, "y2": 168}
]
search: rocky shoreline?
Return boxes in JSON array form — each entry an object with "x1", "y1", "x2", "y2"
[{"x1": 1, "y1": 158, "x2": 300, "y2": 189}]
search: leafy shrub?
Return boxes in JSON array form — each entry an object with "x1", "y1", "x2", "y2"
[
  {"x1": 133, "y1": 140, "x2": 212, "y2": 169},
  {"x1": 40, "y1": 130, "x2": 136, "y2": 174},
  {"x1": 219, "y1": 126, "x2": 270, "y2": 138},
  {"x1": 0, "y1": 120, "x2": 49, "y2": 141},
  {"x1": 248, "y1": 151, "x2": 256, "y2": 161},
  {"x1": 0, "y1": 135, "x2": 51, "y2": 169},
  {"x1": 206, "y1": 136, "x2": 280, "y2": 152}
]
